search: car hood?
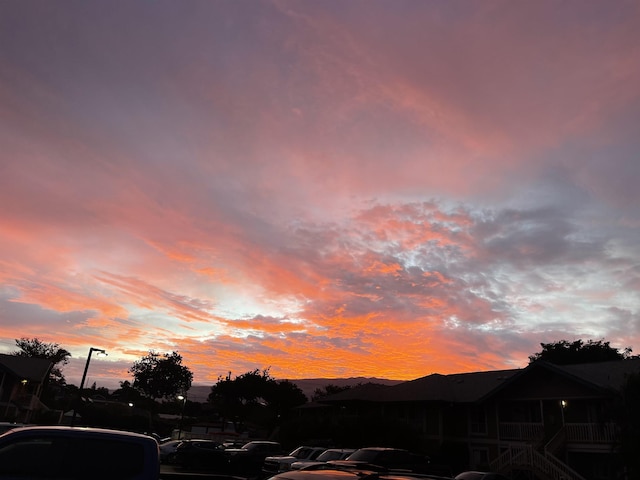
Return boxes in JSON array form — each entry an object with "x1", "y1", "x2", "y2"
[
  {"x1": 265, "y1": 455, "x2": 296, "y2": 462},
  {"x1": 291, "y1": 461, "x2": 323, "y2": 468}
]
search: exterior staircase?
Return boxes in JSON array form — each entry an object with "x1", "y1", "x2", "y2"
[{"x1": 490, "y1": 440, "x2": 587, "y2": 480}]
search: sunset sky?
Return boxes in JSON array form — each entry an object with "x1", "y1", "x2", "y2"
[{"x1": 1, "y1": 0, "x2": 639, "y2": 391}]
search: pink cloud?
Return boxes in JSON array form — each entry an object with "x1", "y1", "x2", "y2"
[{"x1": 0, "y1": 1, "x2": 638, "y2": 389}]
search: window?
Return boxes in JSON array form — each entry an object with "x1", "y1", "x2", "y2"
[
  {"x1": 0, "y1": 435, "x2": 145, "y2": 479},
  {"x1": 423, "y1": 409, "x2": 439, "y2": 435},
  {"x1": 293, "y1": 447, "x2": 312, "y2": 458},
  {"x1": 0, "y1": 437, "x2": 55, "y2": 477},
  {"x1": 470, "y1": 406, "x2": 487, "y2": 435},
  {"x1": 309, "y1": 449, "x2": 324, "y2": 460}
]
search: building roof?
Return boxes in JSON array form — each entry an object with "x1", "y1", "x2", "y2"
[
  {"x1": 315, "y1": 382, "x2": 395, "y2": 402},
  {"x1": 391, "y1": 369, "x2": 520, "y2": 403},
  {"x1": 320, "y1": 369, "x2": 520, "y2": 404},
  {"x1": 0, "y1": 353, "x2": 53, "y2": 382},
  {"x1": 319, "y1": 359, "x2": 640, "y2": 405},
  {"x1": 552, "y1": 357, "x2": 640, "y2": 391}
]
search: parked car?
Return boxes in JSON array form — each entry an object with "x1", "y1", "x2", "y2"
[
  {"x1": 291, "y1": 448, "x2": 357, "y2": 470},
  {"x1": 0, "y1": 422, "x2": 29, "y2": 435},
  {"x1": 455, "y1": 472, "x2": 511, "y2": 480},
  {"x1": 226, "y1": 440, "x2": 284, "y2": 474},
  {"x1": 174, "y1": 439, "x2": 229, "y2": 470},
  {"x1": 0, "y1": 425, "x2": 160, "y2": 479},
  {"x1": 265, "y1": 467, "x2": 453, "y2": 480},
  {"x1": 327, "y1": 447, "x2": 432, "y2": 473},
  {"x1": 263, "y1": 446, "x2": 327, "y2": 475},
  {"x1": 159, "y1": 438, "x2": 183, "y2": 464}
]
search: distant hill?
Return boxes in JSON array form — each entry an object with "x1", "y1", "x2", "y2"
[
  {"x1": 285, "y1": 377, "x2": 403, "y2": 401},
  {"x1": 187, "y1": 377, "x2": 403, "y2": 403}
]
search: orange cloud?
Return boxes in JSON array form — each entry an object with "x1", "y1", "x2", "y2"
[{"x1": 0, "y1": 0, "x2": 638, "y2": 390}]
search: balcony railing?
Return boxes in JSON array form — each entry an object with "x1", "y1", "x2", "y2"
[
  {"x1": 498, "y1": 421, "x2": 618, "y2": 444},
  {"x1": 498, "y1": 422, "x2": 544, "y2": 441},
  {"x1": 564, "y1": 423, "x2": 618, "y2": 443}
]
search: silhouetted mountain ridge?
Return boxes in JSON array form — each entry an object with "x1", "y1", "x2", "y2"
[{"x1": 187, "y1": 377, "x2": 403, "y2": 403}]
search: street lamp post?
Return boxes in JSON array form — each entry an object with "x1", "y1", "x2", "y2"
[
  {"x1": 177, "y1": 394, "x2": 187, "y2": 439},
  {"x1": 71, "y1": 347, "x2": 107, "y2": 427}
]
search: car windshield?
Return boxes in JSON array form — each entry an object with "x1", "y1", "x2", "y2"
[
  {"x1": 243, "y1": 441, "x2": 274, "y2": 451},
  {"x1": 290, "y1": 447, "x2": 314, "y2": 458},
  {"x1": 346, "y1": 450, "x2": 380, "y2": 462},
  {"x1": 317, "y1": 450, "x2": 348, "y2": 462}
]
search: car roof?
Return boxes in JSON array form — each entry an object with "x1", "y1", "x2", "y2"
[
  {"x1": 0, "y1": 425, "x2": 156, "y2": 441},
  {"x1": 454, "y1": 472, "x2": 503, "y2": 480},
  {"x1": 356, "y1": 447, "x2": 410, "y2": 452},
  {"x1": 272, "y1": 468, "x2": 451, "y2": 480},
  {"x1": 273, "y1": 469, "x2": 371, "y2": 480}
]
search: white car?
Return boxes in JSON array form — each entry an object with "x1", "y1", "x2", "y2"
[
  {"x1": 263, "y1": 446, "x2": 328, "y2": 475},
  {"x1": 291, "y1": 448, "x2": 357, "y2": 470}
]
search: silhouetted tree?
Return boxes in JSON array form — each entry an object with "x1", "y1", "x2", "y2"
[
  {"x1": 87, "y1": 382, "x2": 110, "y2": 399},
  {"x1": 129, "y1": 351, "x2": 193, "y2": 400},
  {"x1": 13, "y1": 337, "x2": 71, "y2": 385},
  {"x1": 208, "y1": 368, "x2": 306, "y2": 434},
  {"x1": 264, "y1": 379, "x2": 308, "y2": 416},
  {"x1": 529, "y1": 339, "x2": 633, "y2": 365},
  {"x1": 111, "y1": 380, "x2": 140, "y2": 403},
  {"x1": 111, "y1": 380, "x2": 158, "y2": 413}
]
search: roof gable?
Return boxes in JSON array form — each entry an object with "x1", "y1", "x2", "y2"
[
  {"x1": 482, "y1": 358, "x2": 640, "y2": 401},
  {"x1": 0, "y1": 353, "x2": 53, "y2": 382},
  {"x1": 555, "y1": 358, "x2": 640, "y2": 390}
]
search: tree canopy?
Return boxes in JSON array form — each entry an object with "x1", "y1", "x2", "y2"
[
  {"x1": 529, "y1": 339, "x2": 633, "y2": 365},
  {"x1": 129, "y1": 350, "x2": 193, "y2": 400},
  {"x1": 208, "y1": 368, "x2": 307, "y2": 433},
  {"x1": 12, "y1": 337, "x2": 71, "y2": 385}
]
